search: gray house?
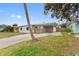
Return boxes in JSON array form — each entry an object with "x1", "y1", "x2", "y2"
[
  {"x1": 0, "y1": 25, "x2": 5, "y2": 32},
  {"x1": 64, "y1": 19, "x2": 79, "y2": 34},
  {"x1": 71, "y1": 21, "x2": 79, "y2": 33},
  {"x1": 18, "y1": 23, "x2": 58, "y2": 33}
]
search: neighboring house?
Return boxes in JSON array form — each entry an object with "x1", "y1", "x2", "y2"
[
  {"x1": 65, "y1": 20, "x2": 79, "y2": 33},
  {"x1": 0, "y1": 25, "x2": 5, "y2": 32},
  {"x1": 71, "y1": 21, "x2": 79, "y2": 33},
  {"x1": 18, "y1": 23, "x2": 58, "y2": 33}
]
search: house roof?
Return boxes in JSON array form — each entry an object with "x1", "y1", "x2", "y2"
[
  {"x1": 0, "y1": 25, "x2": 5, "y2": 28},
  {"x1": 19, "y1": 23, "x2": 58, "y2": 27}
]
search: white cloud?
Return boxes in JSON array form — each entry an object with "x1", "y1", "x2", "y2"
[
  {"x1": 10, "y1": 14, "x2": 22, "y2": 19},
  {"x1": 17, "y1": 15, "x2": 21, "y2": 19},
  {"x1": 0, "y1": 10, "x2": 22, "y2": 19}
]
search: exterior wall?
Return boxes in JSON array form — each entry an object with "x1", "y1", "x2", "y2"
[
  {"x1": 19, "y1": 26, "x2": 30, "y2": 33},
  {"x1": 71, "y1": 22, "x2": 79, "y2": 33},
  {"x1": 32, "y1": 25, "x2": 44, "y2": 33},
  {"x1": 19, "y1": 23, "x2": 79, "y2": 33},
  {"x1": 43, "y1": 26, "x2": 53, "y2": 33},
  {"x1": 53, "y1": 27, "x2": 56, "y2": 32},
  {"x1": 0, "y1": 26, "x2": 5, "y2": 32},
  {"x1": 0, "y1": 28, "x2": 4, "y2": 31},
  {"x1": 76, "y1": 23, "x2": 79, "y2": 33},
  {"x1": 19, "y1": 25, "x2": 57, "y2": 33}
]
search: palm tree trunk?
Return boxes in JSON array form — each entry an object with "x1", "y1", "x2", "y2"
[{"x1": 23, "y1": 3, "x2": 37, "y2": 40}]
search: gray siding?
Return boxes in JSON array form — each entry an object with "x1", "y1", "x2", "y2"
[{"x1": 71, "y1": 22, "x2": 79, "y2": 33}]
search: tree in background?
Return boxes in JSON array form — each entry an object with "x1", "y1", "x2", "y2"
[
  {"x1": 12, "y1": 24, "x2": 18, "y2": 32},
  {"x1": 13, "y1": 24, "x2": 18, "y2": 26},
  {"x1": 61, "y1": 23, "x2": 67, "y2": 28},
  {"x1": 2, "y1": 25, "x2": 12, "y2": 32},
  {"x1": 2, "y1": 24, "x2": 18, "y2": 32},
  {"x1": 44, "y1": 3, "x2": 79, "y2": 22},
  {"x1": 44, "y1": 3, "x2": 79, "y2": 33}
]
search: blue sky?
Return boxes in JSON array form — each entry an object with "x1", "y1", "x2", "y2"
[{"x1": 0, "y1": 3, "x2": 59, "y2": 26}]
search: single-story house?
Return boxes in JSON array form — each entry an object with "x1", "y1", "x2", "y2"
[
  {"x1": 71, "y1": 21, "x2": 79, "y2": 33},
  {"x1": 0, "y1": 25, "x2": 5, "y2": 32},
  {"x1": 18, "y1": 23, "x2": 59, "y2": 33}
]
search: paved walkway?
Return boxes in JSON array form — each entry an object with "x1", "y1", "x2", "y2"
[
  {"x1": 0, "y1": 32, "x2": 61, "y2": 49},
  {"x1": 75, "y1": 35, "x2": 79, "y2": 38}
]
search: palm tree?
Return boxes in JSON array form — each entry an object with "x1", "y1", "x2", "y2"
[{"x1": 23, "y1": 3, "x2": 37, "y2": 41}]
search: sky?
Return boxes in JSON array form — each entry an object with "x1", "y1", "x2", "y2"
[{"x1": 0, "y1": 3, "x2": 59, "y2": 26}]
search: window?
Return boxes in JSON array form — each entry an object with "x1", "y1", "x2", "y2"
[
  {"x1": 26, "y1": 27, "x2": 29, "y2": 30},
  {"x1": 20, "y1": 27, "x2": 22, "y2": 30}
]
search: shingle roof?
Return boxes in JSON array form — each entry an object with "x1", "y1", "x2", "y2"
[{"x1": 19, "y1": 23, "x2": 58, "y2": 27}]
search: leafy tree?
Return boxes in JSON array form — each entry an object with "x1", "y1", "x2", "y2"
[
  {"x1": 23, "y1": 3, "x2": 37, "y2": 41},
  {"x1": 44, "y1": 3, "x2": 79, "y2": 22},
  {"x1": 2, "y1": 25, "x2": 12, "y2": 32},
  {"x1": 13, "y1": 24, "x2": 18, "y2": 26},
  {"x1": 61, "y1": 23, "x2": 67, "y2": 28}
]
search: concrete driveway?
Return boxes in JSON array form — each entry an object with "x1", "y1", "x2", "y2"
[
  {"x1": 75, "y1": 35, "x2": 79, "y2": 38},
  {"x1": 0, "y1": 32, "x2": 61, "y2": 49}
]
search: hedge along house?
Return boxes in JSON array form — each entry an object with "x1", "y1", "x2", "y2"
[{"x1": 18, "y1": 23, "x2": 58, "y2": 33}]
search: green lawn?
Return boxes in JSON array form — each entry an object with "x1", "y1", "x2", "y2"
[
  {"x1": 0, "y1": 32, "x2": 24, "y2": 39},
  {"x1": 0, "y1": 32, "x2": 79, "y2": 56}
]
